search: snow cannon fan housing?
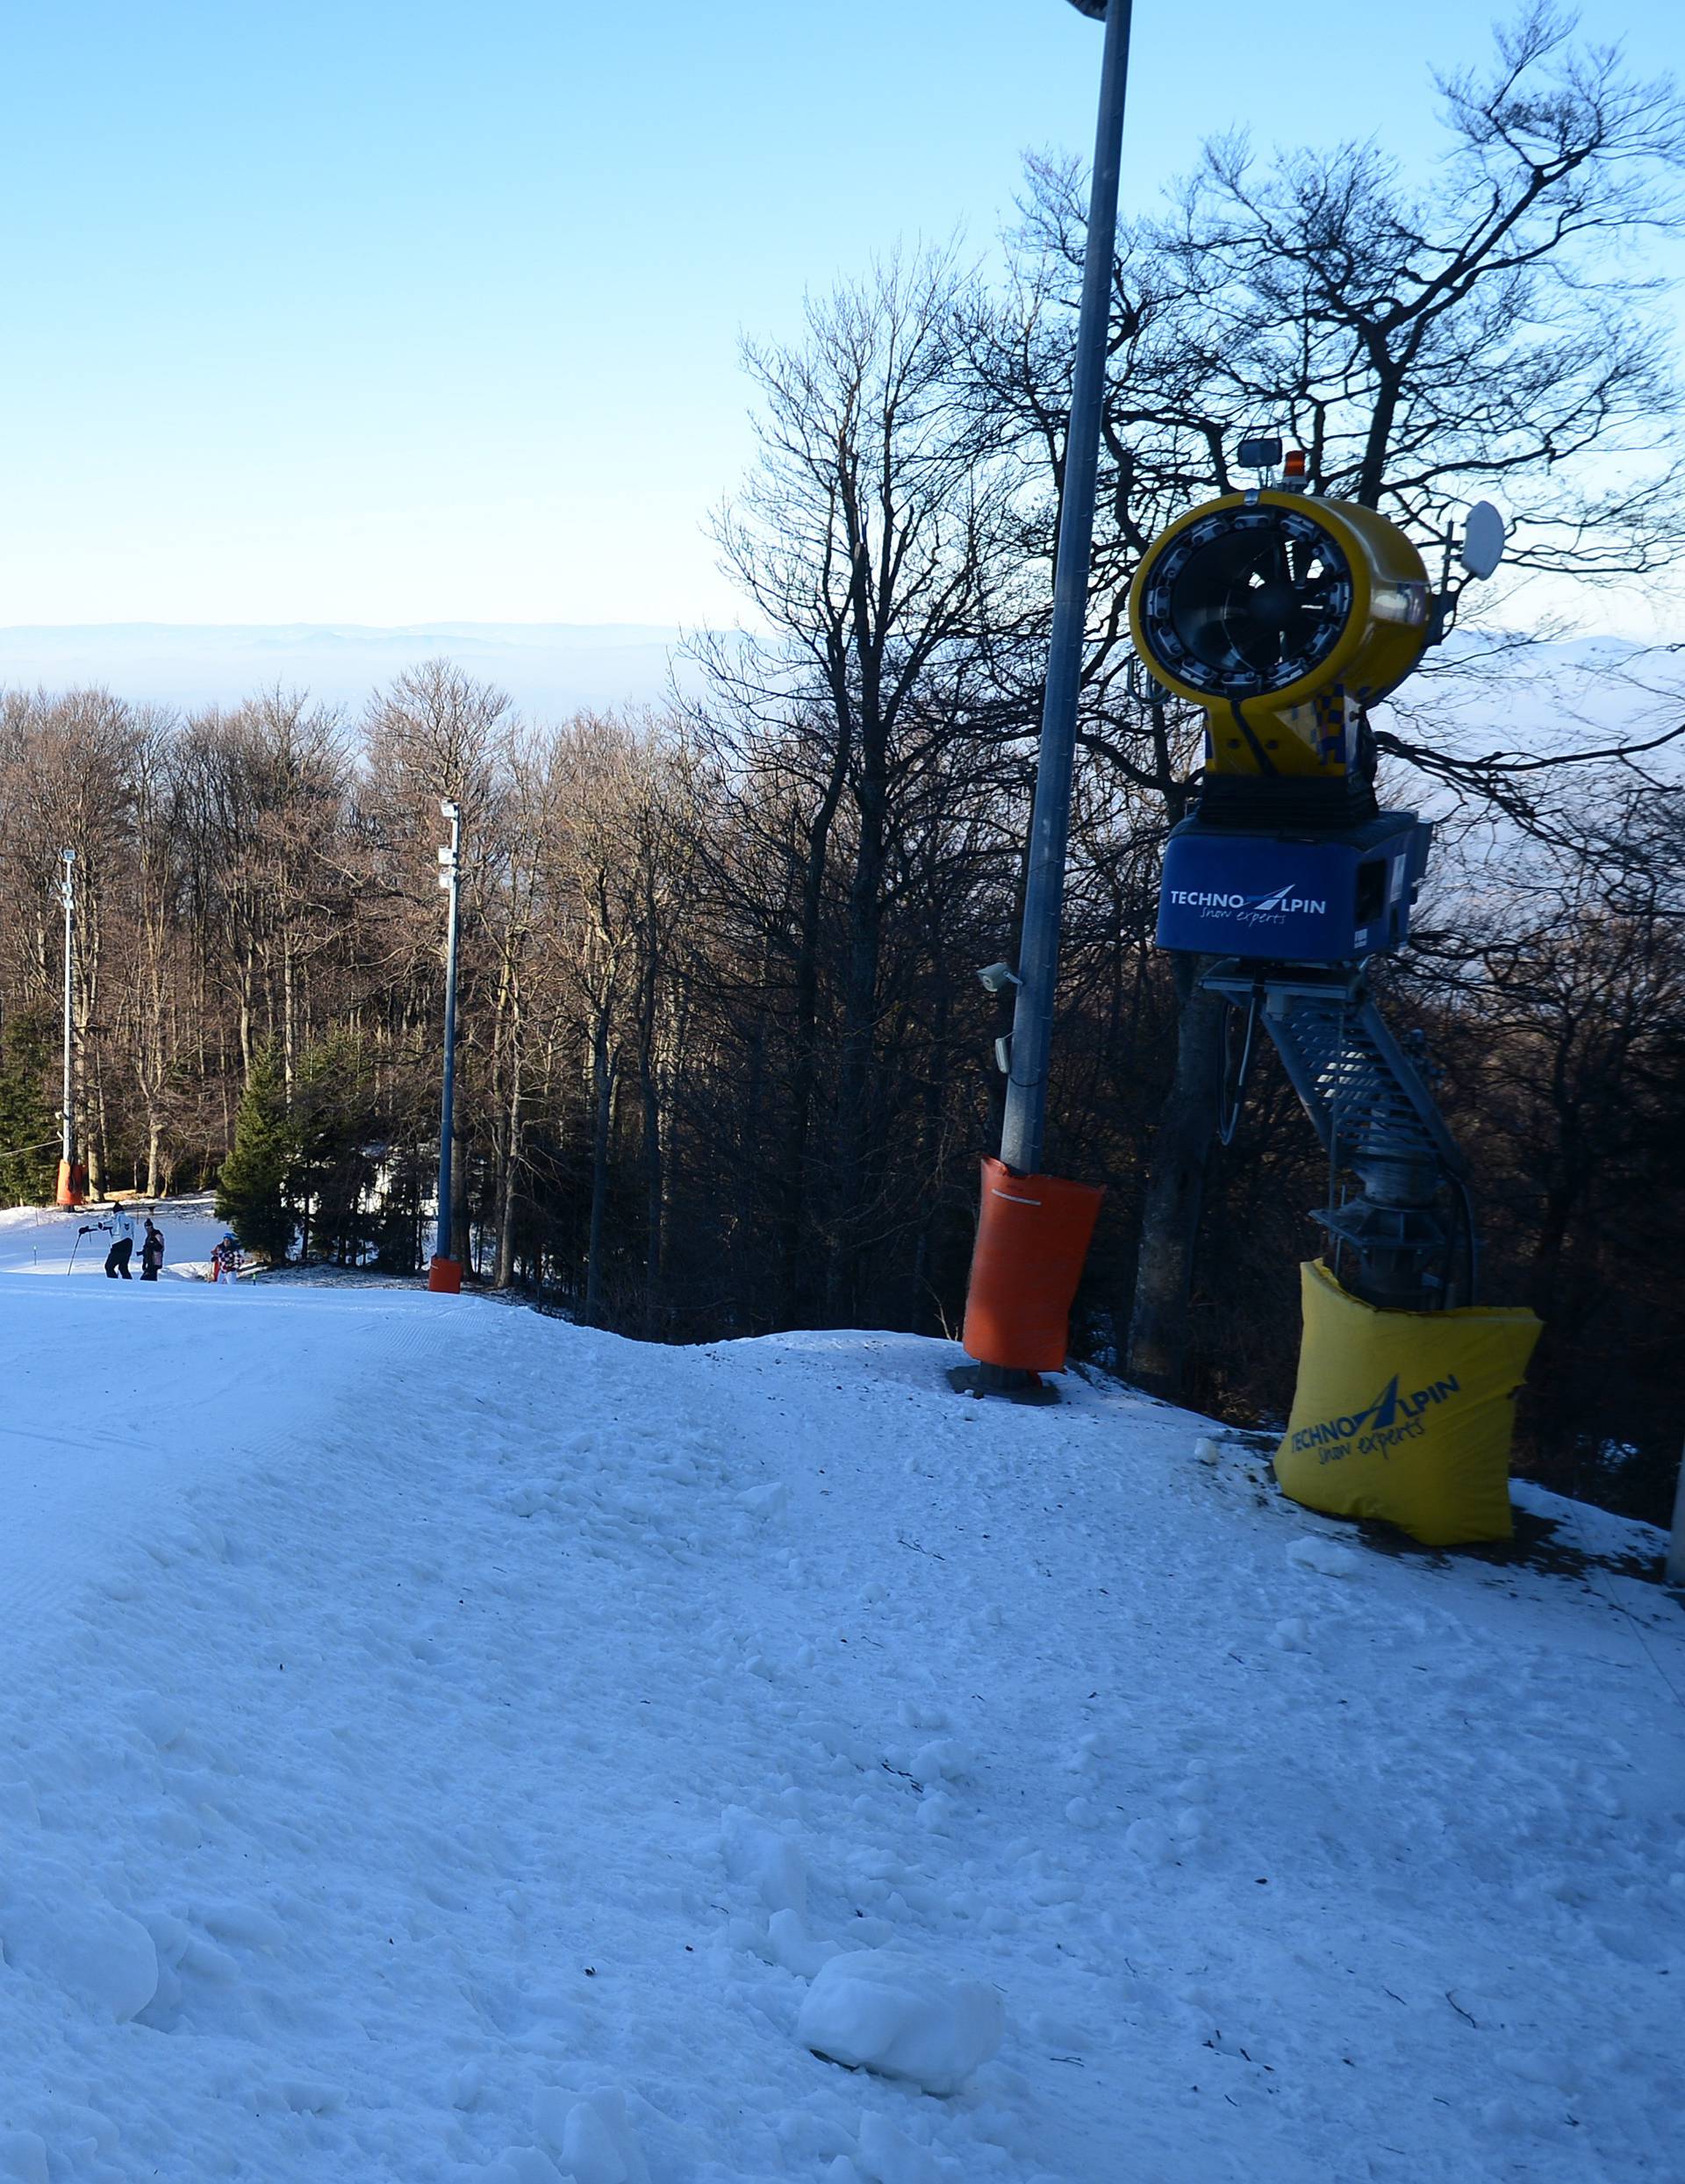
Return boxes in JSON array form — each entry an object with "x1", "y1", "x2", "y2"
[{"x1": 1128, "y1": 486, "x2": 1437, "y2": 965}]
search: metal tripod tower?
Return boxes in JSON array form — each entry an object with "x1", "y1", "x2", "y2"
[{"x1": 1204, "y1": 963, "x2": 1476, "y2": 1312}]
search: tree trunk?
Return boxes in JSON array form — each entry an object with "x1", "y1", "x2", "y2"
[
  {"x1": 778, "y1": 757, "x2": 848, "y2": 1326},
  {"x1": 494, "y1": 1086, "x2": 522, "y2": 1289},
  {"x1": 640, "y1": 1053, "x2": 663, "y2": 1338},
  {"x1": 829, "y1": 755, "x2": 886, "y2": 1322},
  {"x1": 450, "y1": 1121, "x2": 470, "y2": 1272},
  {"x1": 1127, "y1": 961, "x2": 1224, "y2": 1399},
  {"x1": 584, "y1": 1011, "x2": 614, "y2": 1325}
]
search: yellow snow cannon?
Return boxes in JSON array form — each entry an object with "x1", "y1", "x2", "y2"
[{"x1": 1128, "y1": 481, "x2": 1433, "y2": 792}]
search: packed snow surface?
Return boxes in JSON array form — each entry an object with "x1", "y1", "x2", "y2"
[{"x1": 1, "y1": 1198, "x2": 1682, "y2": 2181}]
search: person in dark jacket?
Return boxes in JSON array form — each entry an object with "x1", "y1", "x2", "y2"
[{"x1": 140, "y1": 1217, "x2": 164, "y2": 1281}]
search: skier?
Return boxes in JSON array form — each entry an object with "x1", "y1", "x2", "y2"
[
  {"x1": 140, "y1": 1216, "x2": 165, "y2": 1281},
  {"x1": 210, "y1": 1232, "x2": 240, "y2": 1284},
  {"x1": 101, "y1": 1205, "x2": 137, "y2": 1279}
]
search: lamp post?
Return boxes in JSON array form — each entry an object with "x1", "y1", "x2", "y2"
[
  {"x1": 56, "y1": 849, "x2": 81, "y2": 1207},
  {"x1": 428, "y1": 801, "x2": 464, "y2": 1292},
  {"x1": 951, "y1": 1, "x2": 1132, "y2": 1401},
  {"x1": 1000, "y1": 0, "x2": 1134, "y2": 1175}
]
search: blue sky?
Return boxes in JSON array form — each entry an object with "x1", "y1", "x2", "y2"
[{"x1": 0, "y1": 2, "x2": 1677, "y2": 627}]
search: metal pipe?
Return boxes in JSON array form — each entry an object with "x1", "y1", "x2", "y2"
[
  {"x1": 1000, "y1": 0, "x2": 1135, "y2": 1173},
  {"x1": 435, "y1": 803, "x2": 462, "y2": 1266}
]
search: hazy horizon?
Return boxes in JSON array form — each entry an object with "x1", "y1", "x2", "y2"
[
  {"x1": 0, "y1": 624, "x2": 1677, "y2": 749},
  {"x1": 0, "y1": 620, "x2": 696, "y2": 718}
]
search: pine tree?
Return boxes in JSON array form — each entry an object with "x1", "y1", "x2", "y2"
[
  {"x1": 216, "y1": 1049, "x2": 293, "y2": 1262},
  {"x1": 0, "y1": 1008, "x2": 58, "y2": 1207},
  {"x1": 290, "y1": 1033, "x2": 377, "y2": 1264}
]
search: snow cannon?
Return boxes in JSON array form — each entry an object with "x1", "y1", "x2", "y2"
[
  {"x1": 1129, "y1": 455, "x2": 1537, "y2": 1543},
  {"x1": 1129, "y1": 462, "x2": 1505, "y2": 969},
  {"x1": 1129, "y1": 479, "x2": 1445, "y2": 965}
]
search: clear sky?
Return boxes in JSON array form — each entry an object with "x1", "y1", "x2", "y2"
[{"x1": 0, "y1": 1, "x2": 1677, "y2": 629}]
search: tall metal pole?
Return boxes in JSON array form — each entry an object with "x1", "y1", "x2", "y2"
[
  {"x1": 1000, "y1": 0, "x2": 1135, "y2": 1174},
  {"x1": 433, "y1": 802, "x2": 462, "y2": 1277},
  {"x1": 59, "y1": 849, "x2": 75, "y2": 1188}
]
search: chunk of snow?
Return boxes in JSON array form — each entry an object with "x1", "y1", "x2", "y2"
[
  {"x1": 560, "y1": 2102, "x2": 627, "y2": 2184},
  {"x1": 0, "y1": 2133, "x2": 49, "y2": 2184},
  {"x1": 1125, "y1": 1818, "x2": 1175, "y2": 1864},
  {"x1": 197, "y1": 1899, "x2": 287, "y2": 1952},
  {"x1": 856, "y1": 2111, "x2": 949, "y2": 2184},
  {"x1": 486, "y1": 2152, "x2": 564, "y2": 2184},
  {"x1": 721, "y1": 1806, "x2": 807, "y2": 1916},
  {"x1": 133, "y1": 1691, "x2": 188, "y2": 1748},
  {"x1": 910, "y1": 1737, "x2": 968, "y2": 1783},
  {"x1": 1193, "y1": 1437, "x2": 1223, "y2": 1465},
  {"x1": 768, "y1": 1907, "x2": 841, "y2": 1979},
  {"x1": 534, "y1": 2088, "x2": 649, "y2": 2184},
  {"x1": 1, "y1": 1887, "x2": 159, "y2": 2022},
  {"x1": 1287, "y1": 1536, "x2": 1362, "y2": 1579},
  {"x1": 797, "y1": 1950, "x2": 1004, "y2": 2095}
]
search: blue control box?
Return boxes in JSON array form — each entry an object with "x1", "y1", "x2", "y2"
[{"x1": 1156, "y1": 812, "x2": 1430, "y2": 962}]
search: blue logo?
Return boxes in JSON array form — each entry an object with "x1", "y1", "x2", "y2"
[{"x1": 1290, "y1": 1372, "x2": 1462, "y2": 1464}]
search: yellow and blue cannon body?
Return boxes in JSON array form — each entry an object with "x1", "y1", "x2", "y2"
[{"x1": 1130, "y1": 485, "x2": 1437, "y2": 964}]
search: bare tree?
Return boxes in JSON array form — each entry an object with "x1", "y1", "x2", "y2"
[{"x1": 698, "y1": 247, "x2": 1022, "y2": 1320}]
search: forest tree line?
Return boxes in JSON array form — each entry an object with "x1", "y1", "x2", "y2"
[{"x1": 0, "y1": 10, "x2": 1681, "y2": 1519}]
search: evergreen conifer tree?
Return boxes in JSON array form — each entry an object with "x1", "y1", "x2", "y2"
[
  {"x1": 216, "y1": 1049, "x2": 293, "y2": 1262},
  {"x1": 290, "y1": 1033, "x2": 376, "y2": 1264},
  {"x1": 0, "y1": 1009, "x2": 58, "y2": 1207}
]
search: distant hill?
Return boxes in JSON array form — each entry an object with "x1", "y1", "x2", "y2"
[{"x1": 0, "y1": 622, "x2": 699, "y2": 718}]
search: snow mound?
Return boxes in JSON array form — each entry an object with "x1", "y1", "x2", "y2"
[
  {"x1": 531, "y1": 2083, "x2": 649, "y2": 2184},
  {"x1": 1287, "y1": 1534, "x2": 1363, "y2": 1578},
  {"x1": 721, "y1": 1804, "x2": 807, "y2": 1916},
  {"x1": 0, "y1": 1880, "x2": 159, "y2": 2023},
  {"x1": 797, "y1": 1950, "x2": 1004, "y2": 2095}
]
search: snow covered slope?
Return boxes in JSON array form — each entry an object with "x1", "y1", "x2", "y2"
[{"x1": 1, "y1": 1200, "x2": 1681, "y2": 2183}]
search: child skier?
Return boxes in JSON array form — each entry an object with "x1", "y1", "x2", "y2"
[
  {"x1": 140, "y1": 1217, "x2": 164, "y2": 1281},
  {"x1": 211, "y1": 1233, "x2": 240, "y2": 1283}
]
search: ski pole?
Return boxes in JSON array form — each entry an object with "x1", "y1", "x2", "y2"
[{"x1": 67, "y1": 1226, "x2": 89, "y2": 1275}]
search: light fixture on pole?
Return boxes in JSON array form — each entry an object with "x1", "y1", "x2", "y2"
[
  {"x1": 951, "y1": 0, "x2": 1131, "y2": 1400},
  {"x1": 56, "y1": 849, "x2": 82, "y2": 1207},
  {"x1": 428, "y1": 800, "x2": 464, "y2": 1293}
]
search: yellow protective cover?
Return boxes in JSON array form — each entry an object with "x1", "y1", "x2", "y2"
[{"x1": 1275, "y1": 1261, "x2": 1543, "y2": 1547}]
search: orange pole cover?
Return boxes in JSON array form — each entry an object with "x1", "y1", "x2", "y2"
[
  {"x1": 427, "y1": 1256, "x2": 463, "y2": 1294},
  {"x1": 962, "y1": 1156, "x2": 1104, "y2": 1372}
]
